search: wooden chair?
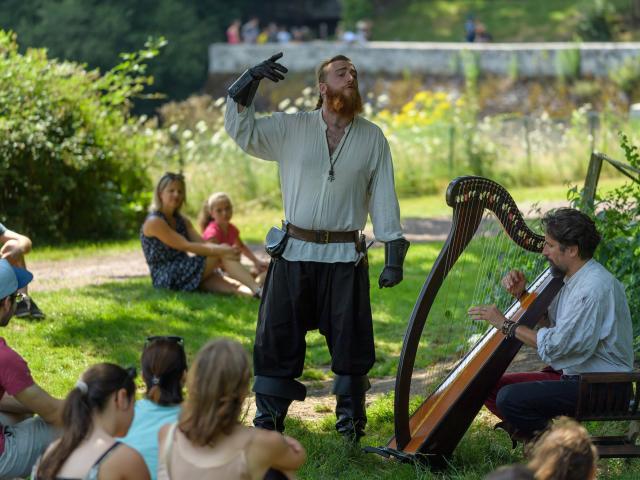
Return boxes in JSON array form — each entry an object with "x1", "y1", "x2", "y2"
[{"x1": 575, "y1": 372, "x2": 640, "y2": 458}]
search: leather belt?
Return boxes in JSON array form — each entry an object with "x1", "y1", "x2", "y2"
[{"x1": 286, "y1": 223, "x2": 359, "y2": 244}]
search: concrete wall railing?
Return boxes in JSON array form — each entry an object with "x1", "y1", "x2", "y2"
[{"x1": 209, "y1": 41, "x2": 640, "y2": 78}]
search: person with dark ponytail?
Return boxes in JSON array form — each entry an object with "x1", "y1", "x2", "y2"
[
  {"x1": 158, "y1": 339, "x2": 305, "y2": 479},
  {"x1": 121, "y1": 337, "x2": 187, "y2": 480},
  {"x1": 34, "y1": 363, "x2": 150, "y2": 480}
]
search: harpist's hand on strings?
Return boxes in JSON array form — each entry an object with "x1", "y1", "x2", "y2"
[
  {"x1": 501, "y1": 270, "x2": 526, "y2": 299},
  {"x1": 468, "y1": 304, "x2": 507, "y2": 330}
]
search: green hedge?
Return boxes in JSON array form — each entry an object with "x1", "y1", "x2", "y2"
[
  {"x1": 571, "y1": 133, "x2": 640, "y2": 352},
  {"x1": 0, "y1": 31, "x2": 160, "y2": 243}
]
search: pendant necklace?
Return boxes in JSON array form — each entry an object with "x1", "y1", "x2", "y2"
[{"x1": 327, "y1": 121, "x2": 352, "y2": 182}]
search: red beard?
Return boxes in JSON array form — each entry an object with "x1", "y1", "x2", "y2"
[{"x1": 325, "y1": 84, "x2": 363, "y2": 117}]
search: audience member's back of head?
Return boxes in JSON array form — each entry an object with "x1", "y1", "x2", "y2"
[
  {"x1": 485, "y1": 464, "x2": 535, "y2": 480},
  {"x1": 36, "y1": 363, "x2": 136, "y2": 479},
  {"x1": 179, "y1": 338, "x2": 250, "y2": 446},
  {"x1": 527, "y1": 417, "x2": 597, "y2": 480},
  {"x1": 142, "y1": 337, "x2": 187, "y2": 405}
]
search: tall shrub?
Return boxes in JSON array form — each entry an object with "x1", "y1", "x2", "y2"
[{"x1": 0, "y1": 31, "x2": 160, "y2": 243}]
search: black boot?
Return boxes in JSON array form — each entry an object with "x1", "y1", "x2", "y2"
[
  {"x1": 254, "y1": 393, "x2": 292, "y2": 433},
  {"x1": 333, "y1": 374, "x2": 370, "y2": 442},
  {"x1": 335, "y1": 394, "x2": 367, "y2": 442},
  {"x1": 252, "y1": 375, "x2": 306, "y2": 433}
]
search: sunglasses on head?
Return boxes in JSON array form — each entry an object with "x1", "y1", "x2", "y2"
[
  {"x1": 126, "y1": 366, "x2": 137, "y2": 379},
  {"x1": 145, "y1": 335, "x2": 184, "y2": 347}
]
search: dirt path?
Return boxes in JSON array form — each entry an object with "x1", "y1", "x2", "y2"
[{"x1": 28, "y1": 202, "x2": 561, "y2": 423}]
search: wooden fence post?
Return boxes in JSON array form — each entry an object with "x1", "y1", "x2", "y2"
[{"x1": 582, "y1": 151, "x2": 603, "y2": 211}]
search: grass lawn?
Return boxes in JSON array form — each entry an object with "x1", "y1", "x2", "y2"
[
  {"x1": 371, "y1": 0, "x2": 637, "y2": 42},
  {"x1": 7, "y1": 241, "x2": 640, "y2": 478}
]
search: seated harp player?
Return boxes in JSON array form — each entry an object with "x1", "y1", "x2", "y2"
[{"x1": 366, "y1": 176, "x2": 564, "y2": 466}]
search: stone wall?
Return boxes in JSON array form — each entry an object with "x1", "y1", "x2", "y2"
[{"x1": 209, "y1": 41, "x2": 640, "y2": 78}]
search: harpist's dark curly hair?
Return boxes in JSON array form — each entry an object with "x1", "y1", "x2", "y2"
[{"x1": 541, "y1": 208, "x2": 601, "y2": 259}]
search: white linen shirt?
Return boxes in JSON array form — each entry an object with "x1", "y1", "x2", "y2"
[
  {"x1": 536, "y1": 259, "x2": 634, "y2": 375},
  {"x1": 225, "y1": 98, "x2": 403, "y2": 263}
]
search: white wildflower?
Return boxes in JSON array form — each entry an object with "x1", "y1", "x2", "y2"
[
  {"x1": 196, "y1": 120, "x2": 207, "y2": 133},
  {"x1": 278, "y1": 98, "x2": 291, "y2": 111}
]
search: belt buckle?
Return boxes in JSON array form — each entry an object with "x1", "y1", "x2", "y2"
[{"x1": 317, "y1": 230, "x2": 330, "y2": 243}]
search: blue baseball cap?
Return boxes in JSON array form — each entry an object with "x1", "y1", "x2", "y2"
[{"x1": 0, "y1": 259, "x2": 33, "y2": 299}]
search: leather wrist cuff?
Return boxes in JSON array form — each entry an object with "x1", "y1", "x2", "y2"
[
  {"x1": 227, "y1": 69, "x2": 261, "y2": 107},
  {"x1": 384, "y1": 238, "x2": 410, "y2": 268}
]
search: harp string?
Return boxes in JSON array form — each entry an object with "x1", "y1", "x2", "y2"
[
  {"x1": 410, "y1": 179, "x2": 545, "y2": 407},
  {"x1": 415, "y1": 178, "x2": 484, "y2": 401}
]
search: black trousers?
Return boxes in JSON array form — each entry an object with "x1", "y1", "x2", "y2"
[
  {"x1": 254, "y1": 258, "x2": 375, "y2": 397},
  {"x1": 496, "y1": 377, "x2": 580, "y2": 434}
]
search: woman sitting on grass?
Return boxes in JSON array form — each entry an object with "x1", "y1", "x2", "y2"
[
  {"x1": 141, "y1": 172, "x2": 253, "y2": 296},
  {"x1": 34, "y1": 363, "x2": 149, "y2": 480},
  {"x1": 158, "y1": 338, "x2": 306, "y2": 479},
  {"x1": 120, "y1": 336, "x2": 187, "y2": 480}
]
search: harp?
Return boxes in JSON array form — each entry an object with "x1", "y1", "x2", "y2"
[{"x1": 367, "y1": 176, "x2": 564, "y2": 465}]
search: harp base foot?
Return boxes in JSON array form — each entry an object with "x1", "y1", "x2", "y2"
[
  {"x1": 362, "y1": 446, "x2": 416, "y2": 463},
  {"x1": 363, "y1": 446, "x2": 448, "y2": 468}
]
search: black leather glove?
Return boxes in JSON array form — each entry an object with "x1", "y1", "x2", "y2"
[
  {"x1": 378, "y1": 238, "x2": 410, "y2": 288},
  {"x1": 227, "y1": 52, "x2": 288, "y2": 107}
]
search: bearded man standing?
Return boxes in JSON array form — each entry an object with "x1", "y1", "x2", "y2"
[{"x1": 225, "y1": 53, "x2": 409, "y2": 441}]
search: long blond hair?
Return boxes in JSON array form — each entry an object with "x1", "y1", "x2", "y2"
[
  {"x1": 527, "y1": 417, "x2": 597, "y2": 480},
  {"x1": 197, "y1": 192, "x2": 232, "y2": 233},
  {"x1": 178, "y1": 339, "x2": 250, "y2": 446}
]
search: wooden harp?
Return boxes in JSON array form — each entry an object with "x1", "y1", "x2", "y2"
[{"x1": 367, "y1": 176, "x2": 564, "y2": 465}]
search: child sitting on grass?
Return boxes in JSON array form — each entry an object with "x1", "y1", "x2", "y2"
[
  {"x1": 158, "y1": 338, "x2": 305, "y2": 479},
  {"x1": 199, "y1": 192, "x2": 269, "y2": 298}
]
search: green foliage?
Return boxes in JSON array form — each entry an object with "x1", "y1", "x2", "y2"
[
  {"x1": 370, "y1": 0, "x2": 638, "y2": 42},
  {"x1": 0, "y1": 31, "x2": 158, "y2": 242},
  {"x1": 340, "y1": 0, "x2": 374, "y2": 30},
  {"x1": 459, "y1": 50, "x2": 480, "y2": 92},
  {"x1": 609, "y1": 55, "x2": 640, "y2": 101},
  {"x1": 570, "y1": 133, "x2": 640, "y2": 349},
  {"x1": 0, "y1": 0, "x2": 251, "y2": 104},
  {"x1": 575, "y1": 0, "x2": 618, "y2": 41},
  {"x1": 554, "y1": 47, "x2": 581, "y2": 83}
]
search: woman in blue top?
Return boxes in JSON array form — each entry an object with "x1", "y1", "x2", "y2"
[
  {"x1": 121, "y1": 336, "x2": 187, "y2": 480},
  {"x1": 140, "y1": 172, "x2": 253, "y2": 296}
]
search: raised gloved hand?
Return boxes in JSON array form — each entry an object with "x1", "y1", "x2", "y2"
[
  {"x1": 228, "y1": 52, "x2": 288, "y2": 107},
  {"x1": 378, "y1": 238, "x2": 410, "y2": 288}
]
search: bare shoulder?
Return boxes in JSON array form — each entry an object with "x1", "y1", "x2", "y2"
[
  {"x1": 143, "y1": 214, "x2": 170, "y2": 236},
  {"x1": 249, "y1": 428, "x2": 288, "y2": 455},
  {"x1": 102, "y1": 444, "x2": 151, "y2": 480}
]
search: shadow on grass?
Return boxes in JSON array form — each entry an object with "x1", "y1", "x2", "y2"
[{"x1": 42, "y1": 279, "x2": 262, "y2": 365}]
